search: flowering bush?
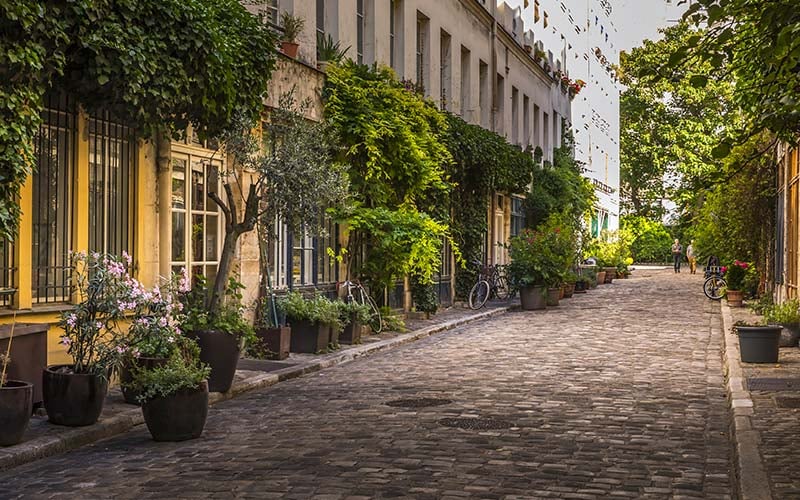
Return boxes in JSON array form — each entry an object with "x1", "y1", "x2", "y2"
[
  {"x1": 725, "y1": 260, "x2": 749, "y2": 290},
  {"x1": 58, "y1": 252, "x2": 146, "y2": 375},
  {"x1": 507, "y1": 216, "x2": 574, "y2": 288}
]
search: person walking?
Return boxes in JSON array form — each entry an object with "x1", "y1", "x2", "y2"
[
  {"x1": 686, "y1": 240, "x2": 697, "y2": 275},
  {"x1": 671, "y1": 239, "x2": 683, "y2": 273}
]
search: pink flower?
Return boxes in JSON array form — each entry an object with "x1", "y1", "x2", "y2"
[
  {"x1": 66, "y1": 313, "x2": 77, "y2": 328},
  {"x1": 59, "y1": 336, "x2": 71, "y2": 346},
  {"x1": 122, "y1": 251, "x2": 133, "y2": 266},
  {"x1": 158, "y1": 317, "x2": 168, "y2": 328}
]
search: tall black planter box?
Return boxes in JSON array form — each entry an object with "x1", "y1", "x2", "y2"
[
  {"x1": 255, "y1": 327, "x2": 291, "y2": 360},
  {"x1": 0, "y1": 323, "x2": 48, "y2": 406},
  {"x1": 289, "y1": 320, "x2": 328, "y2": 353},
  {"x1": 340, "y1": 317, "x2": 362, "y2": 345}
]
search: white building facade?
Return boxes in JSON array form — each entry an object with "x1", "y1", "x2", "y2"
[{"x1": 509, "y1": 0, "x2": 621, "y2": 236}]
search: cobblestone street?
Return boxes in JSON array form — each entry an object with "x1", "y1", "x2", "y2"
[{"x1": 0, "y1": 270, "x2": 734, "y2": 499}]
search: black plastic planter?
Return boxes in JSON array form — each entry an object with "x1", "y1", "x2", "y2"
[
  {"x1": 190, "y1": 330, "x2": 240, "y2": 393},
  {"x1": 0, "y1": 380, "x2": 33, "y2": 446},
  {"x1": 43, "y1": 365, "x2": 108, "y2": 426},
  {"x1": 119, "y1": 357, "x2": 168, "y2": 405},
  {"x1": 142, "y1": 381, "x2": 209, "y2": 442},
  {"x1": 289, "y1": 320, "x2": 328, "y2": 353},
  {"x1": 738, "y1": 325, "x2": 782, "y2": 363}
]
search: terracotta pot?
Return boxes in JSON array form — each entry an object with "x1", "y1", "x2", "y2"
[
  {"x1": 726, "y1": 289, "x2": 744, "y2": 307},
  {"x1": 519, "y1": 285, "x2": 546, "y2": 310},
  {"x1": 43, "y1": 365, "x2": 108, "y2": 427},
  {"x1": 0, "y1": 380, "x2": 33, "y2": 446},
  {"x1": 142, "y1": 381, "x2": 209, "y2": 442},
  {"x1": 189, "y1": 330, "x2": 240, "y2": 393},
  {"x1": 562, "y1": 283, "x2": 575, "y2": 299},
  {"x1": 281, "y1": 41, "x2": 299, "y2": 58},
  {"x1": 596, "y1": 271, "x2": 607, "y2": 285},
  {"x1": 546, "y1": 287, "x2": 561, "y2": 307},
  {"x1": 119, "y1": 356, "x2": 169, "y2": 405},
  {"x1": 603, "y1": 267, "x2": 616, "y2": 283}
]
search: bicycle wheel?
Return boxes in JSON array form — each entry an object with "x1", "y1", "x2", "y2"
[
  {"x1": 364, "y1": 293, "x2": 383, "y2": 333},
  {"x1": 468, "y1": 280, "x2": 490, "y2": 309},
  {"x1": 704, "y1": 276, "x2": 726, "y2": 300},
  {"x1": 494, "y1": 275, "x2": 510, "y2": 300}
]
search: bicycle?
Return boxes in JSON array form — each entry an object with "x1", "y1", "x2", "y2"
[
  {"x1": 341, "y1": 280, "x2": 383, "y2": 333},
  {"x1": 468, "y1": 260, "x2": 510, "y2": 310},
  {"x1": 703, "y1": 263, "x2": 726, "y2": 301}
]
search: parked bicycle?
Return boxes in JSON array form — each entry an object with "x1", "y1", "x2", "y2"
[
  {"x1": 341, "y1": 280, "x2": 383, "y2": 333},
  {"x1": 468, "y1": 260, "x2": 510, "y2": 309},
  {"x1": 703, "y1": 255, "x2": 726, "y2": 301}
]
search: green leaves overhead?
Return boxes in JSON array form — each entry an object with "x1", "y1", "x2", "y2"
[{"x1": 0, "y1": 0, "x2": 278, "y2": 239}]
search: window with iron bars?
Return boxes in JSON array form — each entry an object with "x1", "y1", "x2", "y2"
[{"x1": 0, "y1": 239, "x2": 15, "y2": 308}]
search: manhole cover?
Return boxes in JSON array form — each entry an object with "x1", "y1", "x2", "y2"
[
  {"x1": 438, "y1": 417, "x2": 513, "y2": 430},
  {"x1": 775, "y1": 397, "x2": 800, "y2": 408},
  {"x1": 747, "y1": 378, "x2": 800, "y2": 392},
  {"x1": 385, "y1": 398, "x2": 453, "y2": 408}
]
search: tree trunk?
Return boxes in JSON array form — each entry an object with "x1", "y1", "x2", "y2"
[{"x1": 207, "y1": 228, "x2": 241, "y2": 314}]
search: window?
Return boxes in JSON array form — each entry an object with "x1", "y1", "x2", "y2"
[
  {"x1": 316, "y1": 0, "x2": 325, "y2": 41},
  {"x1": 266, "y1": 215, "x2": 339, "y2": 289},
  {"x1": 357, "y1": 0, "x2": 365, "y2": 64},
  {"x1": 88, "y1": 110, "x2": 136, "y2": 257},
  {"x1": 533, "y1": 104, "x2": 541, "y2": 149},
  {"x1": 511, "y1": 197, "x2": 525, "y2": 237},
  {"x1": 543, "y1": 111, "x2": 549, "y2": 156},
  {"x1": 511, "y1": 86, "x2": 519, "y2": 145},
  {"x1": 534, "y1": 0, "x2": 540, "y2": 22},
  {"x1": 440, "y1": 30, "x2": 451, "y2": 110},
  {"x1": 460, "y1": 46, "x2": 471, "y2": 118},
  {"x1": 390, "y1": 0, "x2": 404, "y2": 74},
  {"x1": 32, "y1": 94, "x2": 75, "y2": 304},
  {"x1": 495, "y1": 74, "x2": 505, "y2": 135},
  {"x1": 416, "y1": 12, "x2": 429, "y2": 92},
  {"x1": 479, "y1": 60, "x2": 489, "y2": 127},
  {"x1": 0, "y1": 239, "x2": 15, "y2": 308},
  {"x1": 265, "y1": 0, "x2": 279, "y2": 25},
  {"x1": 170, "y1": 155, "x2": 222, "y2": 285},
  {"x1": 523, "y1": 94, "x2": 530, "y2": 148}
]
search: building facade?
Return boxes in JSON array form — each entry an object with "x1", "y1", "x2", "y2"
[{"x1": 509, "y1": 0, "x2": 621, "y2": 236}]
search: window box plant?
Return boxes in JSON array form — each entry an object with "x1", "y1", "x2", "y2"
[
  {"x1": 45, "y1": 252, "x2": 141, "y2": 426},
  {"x1": 735, "y1": 321, "x2": 782, "y2": 363},
  {"x1": 725, "y1": 260, "x2": 748, "y2": 307},
  {"x1": 0, "y1": 324, "x2": 33, "y2": 446},
  {"x1": 763, "y1": 299, "x2": 800, "y2": 347},
  {"x1": 125, "y1": 336, "x2": 211, "y2": 442},
  {"x1": 182, "y1": 276, "x2": 254, "y2": 393},
  {"x1": 279, "y1": 11, "x2": 305, "y2": 58}
]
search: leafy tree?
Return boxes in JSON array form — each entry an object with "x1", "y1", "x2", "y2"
[
  {"x1": 0, "y1": 0, "x2": 277, "y2": 239},
  {"x1": 620, "y1": 215, "x2": 673, "y2": 263}
]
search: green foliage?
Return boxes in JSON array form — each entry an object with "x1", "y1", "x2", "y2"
[
  {"x1": 279, "y1": 11, "x2": 305, "y2": 43},
  {"x1": 0, "y1": 0, "x2": 277, "y2": 239},
  {"x1": 125, "y1": 336, "x2": 210, "y2": 404},
  {"x1": 620, "y1": 215, "x2": 673, "y2": 263},
  {"x1": 441, "y1": 112, "x2": 537, "y2": 298},
  {"x1": 525, "y1": 130, "x2": 596, "y2": 230},
  {"x1": 764, "y1": 299, "x2": 800, "y2": 326},
  {"x1": 277, "y1": 292, "x2": 343, "y2": 331},
  {"x1": 378, "y1": 306, "x2": 407, "y2": 333},
  {"x1": 338, "y1": 301, "x2": 372, "y2": 326},
  {"x1": 586, "y1": 230, "x2": 633, "y2": 268},
  {"x1": 410, "y1": 277, "x2": 438, "y2": 314},
  {"x1": 724, "y1": 261, "x2": 749, "y2": 291},
  {"x1": 507, "y1": 214, "x2": 575, "y2": 288},
  {"x1": 317, "y1": 33, "x2": 350, "y2": 62},
  {"x1": 181, "y1": 275, "x2": 255, "y2": 344}
]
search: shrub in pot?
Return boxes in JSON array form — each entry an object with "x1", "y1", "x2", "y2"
[
  {"x1": 338, "y1": 301, "x2": 371, "y2": 345},
  {"x1": 279, "y1": 292, "x2": 342, "y2": 353},
  {"x1": 724, "y1": 260, "x2": 748, "y2": 307},
  {"x1": 507, "y1": 224, "x2": 565, "y2": 311},
  {"x1": 0, "y1": 350, "x2": 33, "y2": 446},
  {"x1": 251, "y1": 295, "x2": 291, "y2": 360},
  {"x1": 125, "y1": 337, "x2": 211, "y2": 442},
  {"x1": 46, "y1": 252, "x2": 141, "y2": 426},
  {"x1": 182, "y1": 276, "x2": 254, "y2": 393},
  {"x1": 317, "y1": 32, "x2": 349, "y2": 71},
  {"x1": 280, "y1": 11, "x2": 305, "y2": 58},
  {"x1": 763, "y1": 299, "x2": 800, "y2": 347}
]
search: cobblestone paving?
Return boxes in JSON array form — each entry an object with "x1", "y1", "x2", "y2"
[
  {"x1": 730, "y1": 304, "x2": 800, "y2": 498},
  {"x1": 0, "y1": 270, "x2": 734, "y2": 499}
]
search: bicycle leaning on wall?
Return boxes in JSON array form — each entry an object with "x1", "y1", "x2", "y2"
[
  {"x1": 703, "y1": 255, "x2": 726, "y2": 301},
  {"x1": 468, "y1": 260, "x2": 511, "y2": 309},
  {"x1": 341, "y1": 279, "x2": 383, "y2": 333}
]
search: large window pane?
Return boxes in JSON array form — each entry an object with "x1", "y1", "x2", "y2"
[
  {"x1": 206, "y1": 215, "x2": 218, "y2": 261},
  {"x1": 192, "y1": 214, "x2": 204, "y2": 261},
  {"x1": 172, "y1": 212, "x2": 186, "y2": 261},
  {"x1": 172, "y1": 159, "x2": 186, "y2": 209}
]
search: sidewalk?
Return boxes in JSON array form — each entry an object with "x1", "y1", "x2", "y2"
[
  {"x1": 0, "y1": 302, "x2": 510, "y2": 472},
  {"x1": 720, "y1": 300, "x2": 800, "y2": 500}
]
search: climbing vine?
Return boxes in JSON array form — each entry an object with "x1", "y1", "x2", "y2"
[{"x1": 0, "y1": 1, "x2": 277, "y2": 239}]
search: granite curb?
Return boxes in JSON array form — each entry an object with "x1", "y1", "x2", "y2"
[
  {"x1": 0, "y1": 305, "x2": 509, "y2": 472},
  {"x1": 719, "y1": 300, "x2": 772, "y2": 500}
]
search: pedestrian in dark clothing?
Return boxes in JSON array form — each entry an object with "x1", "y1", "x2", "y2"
[{"x1": 671, "y1": 239, "x2": 682, "y2": 273}]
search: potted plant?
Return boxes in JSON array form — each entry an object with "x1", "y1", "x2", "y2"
[
  {"x1": 533, "y1": 48, "x2": 545, "y2": 63},
  {"x1": 119, "y1": 270, "x2": 188, "y2": 405},
  {"x1": 0, "y1": 322, "x2": 33, "y2": 446},
  {"x1": 316, "y1": 32, "x2": 349, "y2": 72},
  {"x1": 125, "y1": 336, "x2": 211, "y2": 442},
  {"x1": 735, "y1": 321, "x2": 782, "y2": 363},
  {"x1": 574, "y1": 275, "x2": 590, "y2": 293},
  {"x1": 252, "y1": 295, "x2": 291, "y2": 360},
  {"x1": 508, "y1": 216, "x2": 568, "y2": 311},
  {"x1": 562, "y1": 271, "x2": 578, "y2": 299},
  {"x1": 46, "y1": 252, "x2": 140, "y2": 426},
  {"x1": 338, "y1": 301, "x2": 371, "y2": 345},
  {"x1": 182, "y1": 276, "x2": 254, "y2": 393},
  {"x1": 763, "y1": 299, "x2": 800, "y2": 347},
  {"x1": 279, "y1": 292, "x2": 339, "y2": 353},
  {"x1": 725, "y1": 260, "x2": 748, "y2": 307},
  {"x1": 279, "y1": 11, "x2": 305, "y2": 58}
]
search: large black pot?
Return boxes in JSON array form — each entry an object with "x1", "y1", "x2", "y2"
[
  {"x1": 190, "y1": 330, "x2": 240, "y2": 393},
  {"x1": 340, "y1": 315, "x2": 362, "y2": 345},
  {"x1": 738, "y1": 325, "x2": 782, "y2": 363},
  {"x1": 142, "y1": 381, "x2": 209, "y2": 442},
  {"x1": 0, "y1": 380, "x2": 33, "y2": 446},
  {"x1": 43, "y1": 365, "x2": 108, "y2": 426},
  {"x1": 289, "y1": 320, "x2": 328, "y2": 353},
  {"x1": 119, "y1": 357, "x2": 169, "y2": 405},
  {"x1": 519, "y1": 285, "x2": 546, "y2": 310}
]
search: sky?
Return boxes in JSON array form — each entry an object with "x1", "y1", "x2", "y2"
[{"x1": 614, "y1": 0, "x2": 688, "y2": 52}]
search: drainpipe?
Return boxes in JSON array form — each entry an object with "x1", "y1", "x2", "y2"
[
  {"x1": 156, "y1": 130, "x2": 172, "y2": 279},
  {"x1": 490, "y1": 8, "x2": 497, "y2": 134}
]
